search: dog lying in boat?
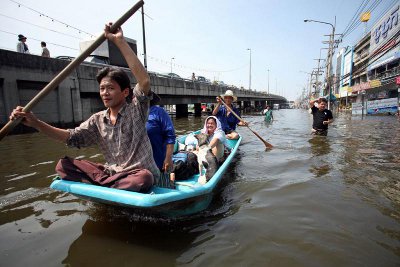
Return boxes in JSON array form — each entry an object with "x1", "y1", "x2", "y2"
[{"x1": 193, "y1": 133, "x2": 219, "y2": 185}]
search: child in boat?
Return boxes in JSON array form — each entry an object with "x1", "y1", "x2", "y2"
[{"x1": 10, "y1": 23, "x2": 158, "y2": 192}]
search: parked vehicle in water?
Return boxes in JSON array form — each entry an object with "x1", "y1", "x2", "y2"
[{"x1": 273, "y1": 103, "x2": 280, "y2": 110}]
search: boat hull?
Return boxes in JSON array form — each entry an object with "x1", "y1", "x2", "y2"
[{"x1": 50, "y1": 133, "x2": 241, "y2": 216}]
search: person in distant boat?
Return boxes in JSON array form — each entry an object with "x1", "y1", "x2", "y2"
[
  {"x1": 16, "y1": 34, "x2": 30, "y2": 54},
  {"x1": 145, "y1": 92, "x2": 176, "y2": 172},
  {"x1": 309, "y1": 97, "x2": 333, "y2": 136},
  {"x1": 212, "y1": 90, "x2": 246, "y2": 140},
  {"x1": 262, "y1": 105, "x2": 274, "y2": 123},
  {"x1": 200, "y1": 116, "x2": 226, "y2": 161},
  {"x1": 10, "y1": 23, "x2": 159, "y2": 192},
  {"x1": 41, "y1": 41, "x2": 50, "y2": 57}
]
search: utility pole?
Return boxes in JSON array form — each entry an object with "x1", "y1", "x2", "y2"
[
  {"x1": 247, "y1": 48, "x2": 252, "y2": 90},
  {"x1": 170, "y1": 57, "x2": 175, "y2": 73},
  {"x1": 326, "y1": 18, "x2": 336, "y2": 110},
  {"x1": 141, "y1": 6, "x2": 147, "y2": 69},
  {"x1": 314, "y1": 48, "x2": 328, "y2": 97},
  {"x1": 267, "y1": 69, "x2": 270, "y2": 94}
]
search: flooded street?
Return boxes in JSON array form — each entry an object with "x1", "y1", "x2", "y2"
[{"x1": 1, "y1": 109, "x2": 400, "y2": 266}]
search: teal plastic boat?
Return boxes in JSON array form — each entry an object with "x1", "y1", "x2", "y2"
[{"x1": 50, "y1": 133, "x2": 241, "y2": 217}]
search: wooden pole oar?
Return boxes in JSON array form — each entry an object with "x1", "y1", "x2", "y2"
[
  {"x1": 0, "y1": 0, "x2": 144, "y2": 141},
  {"x1": 219, "y1": 97, "x2": 273, "y2": 149}
]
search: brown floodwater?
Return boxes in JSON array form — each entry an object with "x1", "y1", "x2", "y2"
[{"x1": 0, "y1": 109, "x2": 399, "y2": 266}]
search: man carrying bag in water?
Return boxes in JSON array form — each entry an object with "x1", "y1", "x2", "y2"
[
  {"x1": 10, "y1": 23, "x2": 159, "y2": 192},
  {"x1": 309, "y1": 97, "x2": 333, "y2": 136}
]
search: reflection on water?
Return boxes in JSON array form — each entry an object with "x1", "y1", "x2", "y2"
[
  {"x1": 1, "y1": 110, "x2": 400, "y2": 266},
  {"x1": 308, "y1": 136, "x2": 332, "y2": 177}
]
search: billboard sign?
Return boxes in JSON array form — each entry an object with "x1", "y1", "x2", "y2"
[
  {"x1": 342, "y1": 47, "x2": 353, "y2": 86},
  {"x1": 370, "y1": 4, "x2": 400, "y2": 57},
  {"x1": 366, "y1": 97, "x2": 398, "y2": 114}
]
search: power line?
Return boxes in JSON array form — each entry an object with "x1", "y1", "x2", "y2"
[
  {"x1": 8, "y1": 0, "x2": 94, "y2": 38},
  {"x1": 342, "y1": 0, "x2": 397, "y2": 39},
  {"x1": 342, "y1": 0, "x2": 369, "y2": 35},
  {"x1": 343, "y1": 0, "x2": 381, "y2": 37},
  {"x1": 342, "y1": 0, "x2": 373, "y2": 36},
  {"x1": 0, "y1": 29, "x2": 78, "y2": 51},
  {"x1": 138, "y1": 50, "x2": 248, "y2": 74},
  {"x1": 0, "y1": 13, "x2": 82, "y2": 39}
]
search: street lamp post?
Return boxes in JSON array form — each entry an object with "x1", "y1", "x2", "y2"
[
  {"x1": 304, "y1": 18, "x2": 335, "y2": 110},
  {"x1": 267, "y1": 69, "x2": 270, "y2": 95},
  {"x1": 170, "y1": 57, "x2": 175, "y2": 73},
  {"x1": 247, "y1": 48, "x2": 252, "y2": 90}
]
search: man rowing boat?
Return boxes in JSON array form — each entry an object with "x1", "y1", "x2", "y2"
[{"x1": 10, "y1": 22, "x2": 159, "y2": 192}]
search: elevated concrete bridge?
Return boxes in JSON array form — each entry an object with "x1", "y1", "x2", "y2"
[{"x1": 0, "y1": 49, "x2": 287, "y2": 129}]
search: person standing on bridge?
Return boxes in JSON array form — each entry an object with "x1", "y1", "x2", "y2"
[
  {"x1": 10, "y1": 23, "x2": 159, "y2": 192},
  {"x1": 16, "y1": 34, "x2": 30, "y2": 54},
  {"x1": 309, "y1": 97, "x2": 333, "y2": 136},
  {"x1": 41, "y1": 41, "x2": 50, "y2": 57},
  {"x1": 213, "y1": 90, "x2": 245, "y2": 140}
]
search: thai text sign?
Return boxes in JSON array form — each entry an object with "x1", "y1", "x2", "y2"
[
  {"x1": 370, "y1": 4, "x2": 400, "y2": 56},
  {"x1": 351, "y1": 79, "x2": 381, "y2": 92},
  {"x1": 351, "y1": 102, "x2": 364, "y2": 115}
]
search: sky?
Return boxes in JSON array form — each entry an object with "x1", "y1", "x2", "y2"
[{"x1": 0, "y1": 0, "x2": 397, "y2": 101}]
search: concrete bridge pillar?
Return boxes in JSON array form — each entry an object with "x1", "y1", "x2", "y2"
[
  {"x1": 176, "y1": 104, "x2": 188, "y2": 118},
  {"x1": 242, "y1": 101, "x2": 251, "y2": 113},
  {"x1": 255, "y1": 100, "x2": 262, "y2": 111},
  {"x1": 236, "y1": 101, "x2": 242, "y2": 112},
  {"x1": 194, "y1": 103, "x2": 202, "y2": 117},
  {"x1": 261, "y1": 101, "x2": 267, "y2": 109}
]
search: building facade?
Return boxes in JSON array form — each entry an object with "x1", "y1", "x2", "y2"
[{"x1": 336, "y1": 2, "x2": 400, "y2": 115}]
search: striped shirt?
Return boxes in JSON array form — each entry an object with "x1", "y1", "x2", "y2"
[{"x1": 66, "y1": 84, "x2": 159, "y2": 178}]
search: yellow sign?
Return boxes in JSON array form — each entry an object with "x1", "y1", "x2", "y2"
[
  {"x1": 370, "y1": 79, "x2": 381, "y2": 88},
  {"x1": 361, "y1": 12, "x2": 371, "y2": 22}
]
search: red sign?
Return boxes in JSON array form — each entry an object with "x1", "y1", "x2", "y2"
[{"x1": 396, "y1": 76, "x2": 400, "y2": 85}]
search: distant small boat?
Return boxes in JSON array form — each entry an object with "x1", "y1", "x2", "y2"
[{"x1": 50, "y1": 131, "x2": 241, "y2": 217}]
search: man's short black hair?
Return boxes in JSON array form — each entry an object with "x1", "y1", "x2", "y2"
[
  {"x1": 319, "y1": 98, "x2": 328, "y2": 103},
  {"x1": 41, "y1": 41, "x2": 46, "y2": 47},
  {"x1": 96, "y1": 67, "x2": 131, "y2": 91}
]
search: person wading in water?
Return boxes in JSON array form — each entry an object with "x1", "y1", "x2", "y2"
[{"x1": 309, "y1": 97, "x2": 333, "y2": 136}]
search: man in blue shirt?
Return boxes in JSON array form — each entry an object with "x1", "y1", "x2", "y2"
[
  {"x1": 146, "y1": 93, "x2": 176, "y2": 171},
  {"x1": 212, "y1": 89, "x2": 242, "y2": 140}
]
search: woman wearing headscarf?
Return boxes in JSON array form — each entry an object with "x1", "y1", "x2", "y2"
[
  {"x1": 17, "y1": 34, "x2": 30, "y2": 54},
  {"x1": 201, "y1": 116, "x2": 226, "y2": 161}
]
